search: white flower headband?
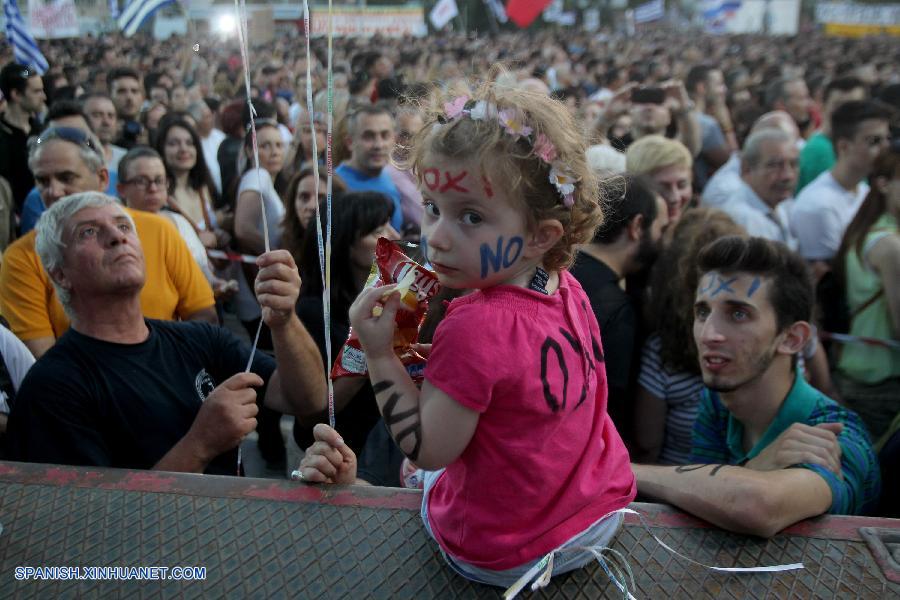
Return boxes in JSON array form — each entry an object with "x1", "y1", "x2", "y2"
[{"x1": 438, "y1": 96, "x2": 576, "y2": 208}]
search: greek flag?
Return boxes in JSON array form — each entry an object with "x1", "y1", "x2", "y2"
[
  {"x1": 2, "y1": 0, "x2": 48, "y2": 74},
  {"x1": 702, "y1": 1, "x2": 741, "y2": 33},
  {"x1": 117, "y1": 0, "x2": 175, "y2": 37},
  {"x1": 634, "y1": 0, "x2": 665, "y2": 24}
]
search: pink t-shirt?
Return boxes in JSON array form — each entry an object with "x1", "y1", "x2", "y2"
[{"x1": 424, "y1": 271, "x2": 636, "y2": 570}]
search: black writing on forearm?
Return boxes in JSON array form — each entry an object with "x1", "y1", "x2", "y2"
[
  {"x1": 372, "y1": 380, "x2": 422, "y2": 461},
  {"x1": 674, "y1": 464, "x2": 727, "y2": 476}
]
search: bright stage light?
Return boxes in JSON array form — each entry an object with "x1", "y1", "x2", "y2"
[{"x1": 215, "y1": 14, "x2": 236, "y2": 35}]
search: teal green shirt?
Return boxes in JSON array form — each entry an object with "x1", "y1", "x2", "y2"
[
  {"x1": 797, "y1": 132, "x2": 835, "y2": 194},
  {"x1": 692, "y1": 374, "x2": 881, "y2": 515}
]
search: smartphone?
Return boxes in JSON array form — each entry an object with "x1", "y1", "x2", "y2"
[{"x1": 631, "y1": 87, "x2": 666, "y2": 105}]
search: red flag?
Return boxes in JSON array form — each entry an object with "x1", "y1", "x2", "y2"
[{"x1": 505, "y1": 0, "x2": 552, "y2": 28}]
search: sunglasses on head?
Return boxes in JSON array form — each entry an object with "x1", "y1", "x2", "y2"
[
  {"x1": 15, "y1": 66, "x2": 37, "y2": 80},
  {"x1": 34, "y1": 126, "x2": 104, "y2": 159}
]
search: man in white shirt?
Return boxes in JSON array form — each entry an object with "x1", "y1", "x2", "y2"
[
  {"x1": 719, "y1": 129, "x2": 799, "y2": 249},
  {"x1": 791, "y1": 100, "x2": 891, "y2": 265},
  {"x1": 187, "y1": 100, "x2": 226, "y2": 196},
  {"x1": 703, "y1": 111, "x2": 800, "y2": 208}
]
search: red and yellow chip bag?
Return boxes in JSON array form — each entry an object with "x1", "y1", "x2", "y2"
[{"x1": 331, "y1": 238, "x2": 440, "y2": 382}]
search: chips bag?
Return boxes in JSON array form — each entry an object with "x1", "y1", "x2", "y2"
[{"x1": 331, "y1": 238, "x2": 440, "y2": 382}]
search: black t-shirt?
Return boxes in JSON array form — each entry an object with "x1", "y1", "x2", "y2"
[
  {"x1": 569, "y1": 253, "x2": 638, "y2": 440},
  {"x1": 294, "y1": 294, "x2": 380, "y2": 456},
  {"x1": 6, "y1": 319, "x2": 276, "y2": 475},
  {"x1": 0, "y1": 115, "x2": 37, "y2": 214}
]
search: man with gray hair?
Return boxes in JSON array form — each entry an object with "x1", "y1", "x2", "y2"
[
  {"x1": 719, "y1": 129, "x2": 800, "y2": 248},
  {"x1": 702, "y1": 111, "x2": 800, "y2": 208},
  {"x1": 6, "y1": 193, "x2": 326, "y2": 474},
  {"x1": 0, "y1": 126, "x2": 216, "y2": 358}
]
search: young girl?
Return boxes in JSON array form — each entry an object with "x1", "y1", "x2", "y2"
[{"x1": 299, "y1": 79, "x2": 636, "y2": 587}]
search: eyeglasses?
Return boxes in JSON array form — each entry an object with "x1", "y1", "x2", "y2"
[
  {"x1": 124, "y1": 176, "x2": 167, "y2": 190},
  {"x1": 862, "y1": 134, "x2": 890, "y2": 148},
  {"x1": 760, "y1": 159, "x2": 799, "y2": 172},
  {"x1": 34, "y1": 126, "x2": 104, "y2": 160}
]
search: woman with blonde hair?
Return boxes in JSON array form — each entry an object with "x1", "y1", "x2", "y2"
[
  {"x1": 626, "y1": 135, "x2": 694, "y2": 225},
  {"x1": 632, "y1": 207, "x2": 746, "y2": 464}
]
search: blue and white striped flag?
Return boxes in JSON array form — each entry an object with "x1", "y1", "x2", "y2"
[
  {"x1": 634, "y1": 0, "x2": 665, "y2": 24},
  {"x1": 2, "y1": 0, "x2": 48, "y2": 74},
  {"x1": 109, "y1": 0, "x2": 119, "y2": 20},
  {"x1": 702, "y1": 1, "x2": 741, "y2": 33},
  {"x1": 117, "y1": 0, "x2": 175, "y2": 37}
]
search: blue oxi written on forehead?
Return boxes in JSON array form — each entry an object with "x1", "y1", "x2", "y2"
[{"x1": 698, "y1": 272, "x2": 763, "y2": 300}]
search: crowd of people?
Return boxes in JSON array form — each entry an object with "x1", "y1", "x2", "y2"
[{"x1": 0, "y1": 25, "x2": 897, "y2": 589}]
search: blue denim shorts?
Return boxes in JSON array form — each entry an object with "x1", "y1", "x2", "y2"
[{"x1": 420, "y1": 469, "x2": 624, "y2": 588}]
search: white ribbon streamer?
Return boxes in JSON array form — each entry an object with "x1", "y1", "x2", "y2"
[
  {"x1": 233, "y1": 0, "x2": 272, "y2": 474},
  {"x1": 503, "y1": 508, "x2": 804, "y2": 599}
]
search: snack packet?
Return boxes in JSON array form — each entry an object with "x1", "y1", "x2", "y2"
[{"x1": 331, "y1": 238, "x2": 440, "y2": 382}]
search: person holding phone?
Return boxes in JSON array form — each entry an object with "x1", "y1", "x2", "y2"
[{"x1": 594, "y1": 80, "x2": 701, "y2": 158}]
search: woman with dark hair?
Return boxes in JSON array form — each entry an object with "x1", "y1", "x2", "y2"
[
  {"x1": 631, "y1": 208, "x2": 746, "y2": 464},
  {"x1": 833, "y1": 144, "x2": 900, "y2": 441},
  {"x1": 281, "y1": 167, "x2": 346, "y2": 261},
  {"x1": 291, "y1": 191, "x2": 398, "y2": 465},
  {"x1": 155, "y1": 115, "x2": 221, "y2": 249}
]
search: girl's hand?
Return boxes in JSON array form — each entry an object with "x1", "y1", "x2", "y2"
[{"x1": 348, "y1": 284, "x2": 401, "y2": 361}]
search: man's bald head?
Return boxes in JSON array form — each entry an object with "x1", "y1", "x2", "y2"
[{"x1": 750, "y1": 111, "x2": 801, "y2": 144}]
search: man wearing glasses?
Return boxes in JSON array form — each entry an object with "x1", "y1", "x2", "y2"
[
  {"x1": 0, "y1": 127, "x2": 216, "y2": 358},
  {"x1": 0, "y1": 63, "x2": 46, "y2": 213},
  {"x1": 792, "y1": 100, "x2": 892, "y2": 267},
  {"x1": 719, "y1": 129, "x2": 800, "y2": 249}
]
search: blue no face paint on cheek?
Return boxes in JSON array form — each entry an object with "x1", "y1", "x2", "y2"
[{"x1": 480, "y1": 236, "x2": 524, "y2": 279}]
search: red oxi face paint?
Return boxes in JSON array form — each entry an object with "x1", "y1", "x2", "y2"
[
  {"x1": 482, "y1": 175, "x2": 494, "y2": 198},
  {"x1": 440, "y1": 170, "x2": 469, "y2": 193},
  {"x1": 423, "y1": 168, "x2": 440, "y2": 191},
  {"x1": 422, "y1": 168, "x2": 470, "y2": 193}
]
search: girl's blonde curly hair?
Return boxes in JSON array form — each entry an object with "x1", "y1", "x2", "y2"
[{"x1": 399, "y1": 68, "x2": 603, "y2": 272}]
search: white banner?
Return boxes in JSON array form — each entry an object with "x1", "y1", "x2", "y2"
[
  {"x1": 28, "y1": 0, "x2": 78, "y2": 39},
  {"x1": 708, "y1": 0, "x2": 799, "y2": 35},
  {"x1": 429, "y1": 0, "x2": 458, "y2": 30},
  {"x1": 816, "y1": 2, "x2": 900, "y2": 26},
  {"x1": 307, "y1": 7, "x2": 426, "y2": 37}
]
